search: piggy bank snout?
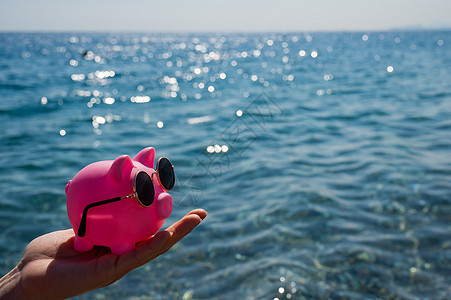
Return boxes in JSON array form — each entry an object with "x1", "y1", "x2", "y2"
[{"x1": 156, "y1": 192, "x2": 173, "y2": 219}]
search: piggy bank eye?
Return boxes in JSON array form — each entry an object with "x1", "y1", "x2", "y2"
[{"x1": 135, "y1": 171, "x2": 155, "y2": 207}]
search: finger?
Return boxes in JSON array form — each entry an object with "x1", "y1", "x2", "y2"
[
  {"x1": 163, "y1": 209, "x2": 207, "y2": 234},
  {"x1": 158, "y1": 209, "x2": 207, "y2": 255},
  {"x1": 96, "y1": 209, "x2": 207, "y2": 278},
  {"x1": 115, "y1": 209, "x2": 207, "y2": 272},
  {"x1": 114, "y1": 230, "x2": 170, "y2": 274}
]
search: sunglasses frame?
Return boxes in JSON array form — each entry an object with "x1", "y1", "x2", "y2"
[
  {"x1": 154, "y1": 157, "x2": 175, "y2": 191},
  {"x1": 77, "y1": 157, "x2": 174, "y2": 237}
]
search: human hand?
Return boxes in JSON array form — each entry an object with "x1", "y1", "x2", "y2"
[{"x1": 0, "y1": 209, "x2": 207, "y2": 299}]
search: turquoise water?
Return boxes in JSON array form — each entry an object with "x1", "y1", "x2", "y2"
[{"x1": 1, "y1": 31, "x2": 450, "y2": 299}]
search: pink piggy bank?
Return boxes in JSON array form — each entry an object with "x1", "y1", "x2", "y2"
[{"x1": 66, "y1": 147, "x2": 175, "y2": 255}]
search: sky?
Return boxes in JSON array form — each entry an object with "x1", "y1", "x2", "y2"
[{"x1": 1, "y1": 0, "x2": 450, "y2": 32}]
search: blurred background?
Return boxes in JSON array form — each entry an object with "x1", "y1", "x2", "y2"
[{"x1": 1, "y1": 1, "x2": 451, "y2": 299}]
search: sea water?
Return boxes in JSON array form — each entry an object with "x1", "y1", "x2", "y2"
[{"x1": 0, "y1": 31, "x2": 450, "y2": 299}]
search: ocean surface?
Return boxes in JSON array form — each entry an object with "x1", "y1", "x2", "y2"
[{"x1": 1, "y1": 31, "x2": 450, "y2": 299}]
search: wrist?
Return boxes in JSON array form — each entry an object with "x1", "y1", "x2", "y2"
[{"x1": 0, "y1": 266, "x2": 26, "y2": 299}]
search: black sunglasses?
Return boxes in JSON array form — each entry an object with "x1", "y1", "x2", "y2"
[{"x1": 77, "y1": 157, "x2": 175, "y2": 237}]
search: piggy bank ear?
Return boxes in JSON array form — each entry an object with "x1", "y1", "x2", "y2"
[
  {"x1": 65, "y1": 180, "x2": 72, "y2": 195},
  {"x1": 133, "y1": 147, "x2": 155, "y2": 169},
  {"x1": 109, "y1": 155, "x2": 134, "y2": 183}
]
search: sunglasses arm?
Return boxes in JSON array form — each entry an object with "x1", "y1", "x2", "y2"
[{"x1": 77, "y1": 196, "x2": 130, "y2": 237}]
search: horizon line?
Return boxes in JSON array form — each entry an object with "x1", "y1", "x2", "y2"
[{"x1": 1, "y1": 27, "x2": 451, "y2": 34}]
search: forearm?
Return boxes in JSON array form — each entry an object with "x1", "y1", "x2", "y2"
[{"x1": 0, "y1": 266, "x2": 26, "y2": 299}]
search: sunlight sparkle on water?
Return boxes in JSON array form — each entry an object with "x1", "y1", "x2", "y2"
[
  {"x1": 92, "y1": 116, "x2": 106, "y2": 128},
  {"x1": 103, "y1": 97, "x2": 115, "y2": 105},
  {"x1": 71, "y1": 74, "x2": 85, "y2": 81},
  {"x1": 324, "y1": 74, "x2": 334, "y2": 81},
  {"x1": 130, "y1": 96, "x2": 150, "y2": 103},
  {"x1": 206, "y1": 144, "x2": 228, "y2": 154},
  {"x1": 95, "y1": 70, "x2": 115, "y2": 79},
  {"x1": 187, "y1": 116, "x2": 212, "y2": 125}
]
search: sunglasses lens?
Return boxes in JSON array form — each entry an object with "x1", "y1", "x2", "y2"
[
  {"x1": 135, "y1": 171, "x2": 154, "y2": 207},
  {"x1": 157, "y1": 157, "x2": 175, "y2": 190}
]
